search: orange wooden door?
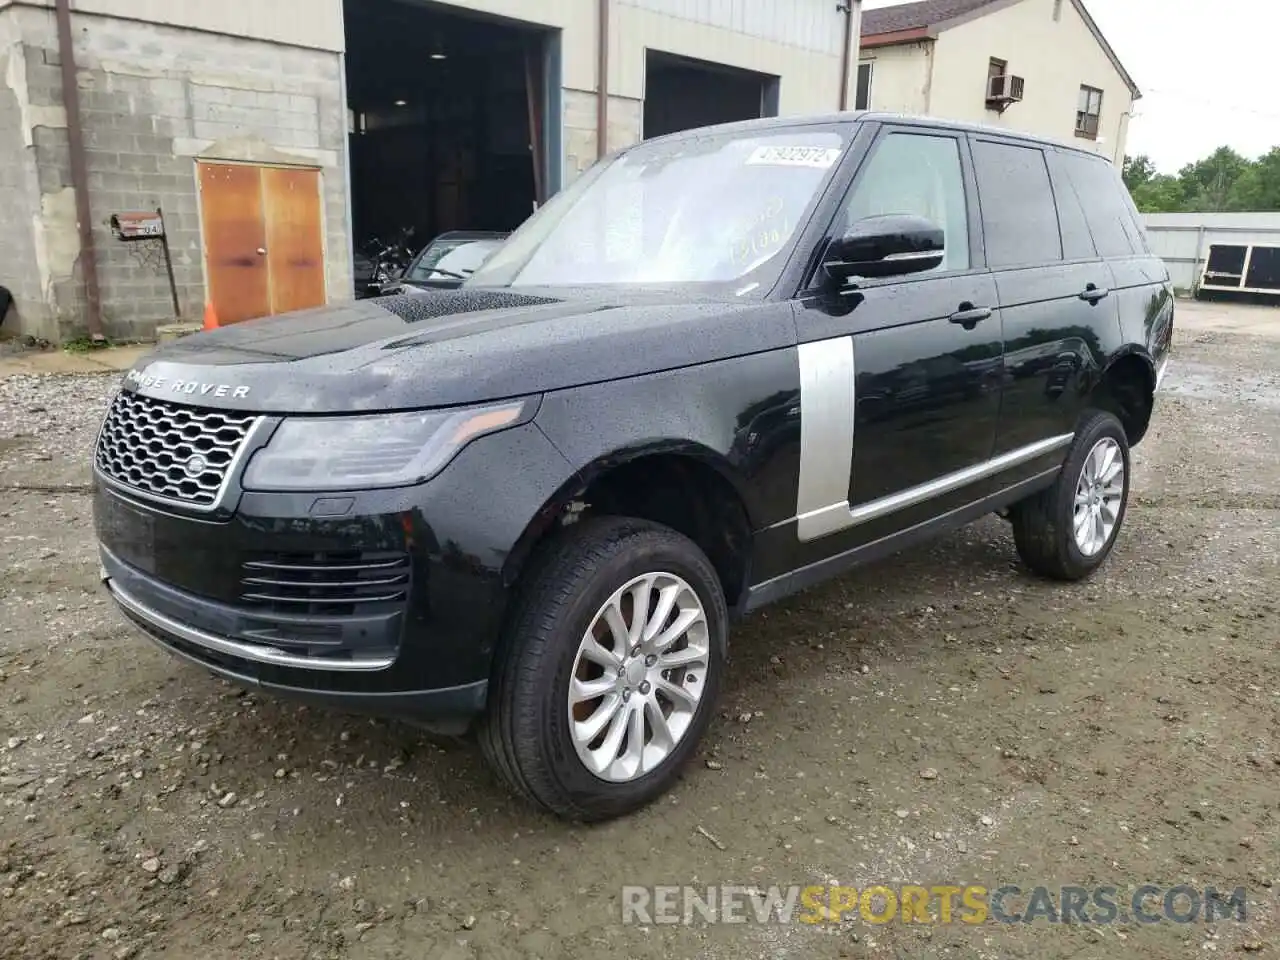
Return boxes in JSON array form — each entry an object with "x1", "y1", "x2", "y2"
[
  {"x1": 198, "y1": 163, "x2": 270, "y2": 324},
  {"x1": 262, "y1": 167, "x2": 326, "y2": 315},
  {"x1": 199, "y1": 162, "x2": 327, "y2": 324}
]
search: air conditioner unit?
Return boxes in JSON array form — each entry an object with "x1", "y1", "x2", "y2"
[{"x1": 986, "y1": 73, "x2": 1025, "y2": 108}]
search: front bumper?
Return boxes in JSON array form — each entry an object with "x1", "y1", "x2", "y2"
[
  {"x1": 101, "y1": 544, "x2": 399, "y2": 672},
  {"x1": 94, "y1": 421, "x2": 574, "y2": 721},
  {"x1": 106, "y1": 551, "x2": 488, "y2": 718}
]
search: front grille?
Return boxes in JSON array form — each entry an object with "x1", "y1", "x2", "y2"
[
  {"x1": 240, "y1": 551, "x2": 411, "y2": 617},
  {"x1": 95, "y1": 392, "x2": 258, "y2": 508}
]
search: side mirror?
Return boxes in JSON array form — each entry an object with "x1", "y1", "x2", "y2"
[{"x1": 823, "y1": 214, "x2": 946, "y2": 282}]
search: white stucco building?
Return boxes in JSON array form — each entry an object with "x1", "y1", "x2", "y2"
[{"x1": 856, "y1": 0, "x2": 1139, "y2": 163}]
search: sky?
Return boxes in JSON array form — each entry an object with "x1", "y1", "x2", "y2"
[{"x1": 861, "y1": 0, "x2": 1280, "y2": 172}]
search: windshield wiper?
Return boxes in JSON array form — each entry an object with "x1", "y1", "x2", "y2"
[{"x1": 416, "y1": 267, "x2": 473, "y2": 281}]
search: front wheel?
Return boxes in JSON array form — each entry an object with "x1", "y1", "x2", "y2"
[
  {"x1": 478, "y1": 517, "x2": 727, "y2": 822},
  {"x1": 1010, "y1": 410, "x2": 1131, "y2": 581}
]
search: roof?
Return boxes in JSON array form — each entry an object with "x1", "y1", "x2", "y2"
[
  {"x1": 861, "y1": 0, "x2": 1001, "y2": 36},
  {"x1": 859, "y1": 0, "x2": 1140, "y2": 99},
  {"x1": 631, "y1": 111, "x2": 1117, "y2": 162}
]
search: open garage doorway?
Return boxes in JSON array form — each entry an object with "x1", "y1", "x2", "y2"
[
  {"x1": 643, "y1": 51, "x2": 779, "y2": 140},
  {"x1": 343, "y1": 0, "x2": 556, "y2": 285}
]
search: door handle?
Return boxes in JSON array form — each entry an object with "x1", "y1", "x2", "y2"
[
  {"x1": 1080, "y1": 283, "x2": 1110, "y2": 303},
  {"x1": 949, "y1": 304, "x2": 993, "y2": 330},
  {"x1": 257, "y1": 247, "x2": 267, "y2": 256}
]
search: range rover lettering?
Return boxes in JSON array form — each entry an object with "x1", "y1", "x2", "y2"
[{"x1": 93, "y1": 113, "x2": 1173, "y2": 822}]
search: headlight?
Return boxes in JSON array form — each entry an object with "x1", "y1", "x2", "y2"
[{"x1": 241, "y1": 399, "x2": 534, "y2": 492}]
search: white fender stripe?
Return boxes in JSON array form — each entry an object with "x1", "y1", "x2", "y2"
[{"x1": 796, "y1": 337, "x2": 858, "y2": 542}]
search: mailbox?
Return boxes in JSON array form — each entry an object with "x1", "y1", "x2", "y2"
[
  {"x1": 110, "y1": 211, "x2": 165, "y2": 241},
  {"x1": 110, "y1": 206, "x2": 182, "y2": 321}
]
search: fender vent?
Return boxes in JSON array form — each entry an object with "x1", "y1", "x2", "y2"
[{"x1": 241, "y1": 551, "x2": 410, "y2": 616}]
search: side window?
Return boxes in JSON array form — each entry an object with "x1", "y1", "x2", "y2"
[
  {"x1": 838, "y1": 132, "x2": 970, "y2": 274},
  {"x1": 1048, "y1": 154, "x2": 1098, "y2": 261},
  {"x1": 1061, "y1": 152, "x2": 1145, "y2": 257},
  {"x1": 1116, "y1": 181, "x2": 1152, "y2": 255},
  {"x1": 971, "y1": 140, "x2": 1062, "y2": 268}
]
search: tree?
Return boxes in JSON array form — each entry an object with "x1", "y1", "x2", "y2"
[
  {"x1": 1226, "y1": 147, "x2": 1280, "y2": 212},
  {"x1": 1130, "y1": 174, "x2": 1188, "y2": 213},
  {"x1": 1177, "y1": 147, "x2": 1251, "y2": 212},
  {"x1": 1122, "y1": 155, "x2": 1156, "y2": 191},
  {"x1": 1122, "y1": 145, "x2": 1280, "y2": 213}
]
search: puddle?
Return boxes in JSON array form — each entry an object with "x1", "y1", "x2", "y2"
[{"x1": 1161, "y1": 361, "x2": 1280, "y2": 408}]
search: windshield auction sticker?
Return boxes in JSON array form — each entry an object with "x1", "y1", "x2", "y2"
[{"x1": 745, "y1": 145, "x2": 842, "y2": 168}]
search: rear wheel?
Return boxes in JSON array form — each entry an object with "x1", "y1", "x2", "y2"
[
  {"x1": 1011, "y1": 410, "x2": 1130, "y2": 581},
  {"x1": 478, "y1": 517, "x2": 726, "y2": 822}
]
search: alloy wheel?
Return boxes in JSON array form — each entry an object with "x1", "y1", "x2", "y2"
[
  {"x1": 567, "y1": 572, "x2": 710, "y2": 783},
  {"x1": 1073, "y1": 436, "x2": 1125, "y2": 557}
]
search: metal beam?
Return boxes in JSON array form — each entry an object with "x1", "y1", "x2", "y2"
[
  {"x1": 54, "y1": 0, "x2": 105, "y2": 341},
  {"x1": 596, "y1": 0, "x2": 609, "y2": 159}
]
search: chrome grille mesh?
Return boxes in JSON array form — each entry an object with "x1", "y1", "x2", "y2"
[{"x1": 95, "y1": 391, "x2": 257, "y2": 507}]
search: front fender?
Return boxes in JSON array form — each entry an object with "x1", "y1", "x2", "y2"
[{"x1": 533, "y1": 349, "x2": 803, "y2": 533}]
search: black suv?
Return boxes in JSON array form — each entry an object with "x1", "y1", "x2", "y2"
[{"x1": 93, "y1": 114, "x2": 1173, "y2": 822}]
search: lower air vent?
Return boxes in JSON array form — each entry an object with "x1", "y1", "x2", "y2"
[{"x1": 241, "y1": 551, "x2": 410, "y2": 616}]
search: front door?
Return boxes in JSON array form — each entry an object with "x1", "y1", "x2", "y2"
[
  {"x1": 198, "y1": 162, "x2": 327, "y2": 324},
  {"x1": 795, "y1": 126, "x2": 1003, "y2": 546}
]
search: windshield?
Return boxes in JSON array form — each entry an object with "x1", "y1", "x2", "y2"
[
  {"x1": 466, "y1": 123, "x2": 852, "y2": 293},
  {"x1": 406, "y1": 238, "x2": 505, "y2": 283}
]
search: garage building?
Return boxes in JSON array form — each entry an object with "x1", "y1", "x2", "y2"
[{"x1": 0, "y1": 0, "x2": 863, "y2": 343}]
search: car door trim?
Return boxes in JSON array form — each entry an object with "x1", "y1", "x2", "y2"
[
  {"x1": 750, "y1": 467, "x2": 1062, "y2": 612},
  {"x1": 794, "y1": 382, "x2": 1073, "y2": 543}
]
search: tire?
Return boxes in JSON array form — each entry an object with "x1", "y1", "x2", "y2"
[
  {"x1": 1010, "y1": 410, "x2": 1131, "y2": 581},
  {"x1": 478, "y1": 517, "x2": 727, "y2": 822}
]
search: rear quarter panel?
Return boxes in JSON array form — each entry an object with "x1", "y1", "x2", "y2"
[{"x1": 1110, "y1": 256, "x2": 1175, "y2": 382}]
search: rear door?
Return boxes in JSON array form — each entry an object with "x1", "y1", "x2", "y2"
[{"x1": 969, "y1": 136, "x2": 1120, "y2": 461}]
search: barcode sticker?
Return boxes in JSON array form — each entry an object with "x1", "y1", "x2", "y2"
[{"x1": 745, "y1": 145, "x2": 842, "y2": 169}]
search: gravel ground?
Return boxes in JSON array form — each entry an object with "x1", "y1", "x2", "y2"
[{"x1": 1, "y1": 300, "x2": 1277, "y2": 960}]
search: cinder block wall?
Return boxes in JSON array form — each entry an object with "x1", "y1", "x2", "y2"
[
  {"x1": 0, "y1": 14, "x2": 57, "y2": 341},
  {"x1": 3, "y1": 4, "x2": 350, "y2": 343},
  {"x1": 562, "y1": 91, "x2": 643, "y2": 183}
]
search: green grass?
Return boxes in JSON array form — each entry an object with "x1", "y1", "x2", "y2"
[{"x1": 62, "y1": 336, "x2": 113, "y2": 353}]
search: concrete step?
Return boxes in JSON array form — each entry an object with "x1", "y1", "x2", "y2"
[{"x1": 156, "y1": 322, "x2": 203, "y2": 342}]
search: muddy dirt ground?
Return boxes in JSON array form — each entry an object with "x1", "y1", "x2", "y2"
[{"x1": 1, "y1": 300, "x2": 1277, "y2": 960}]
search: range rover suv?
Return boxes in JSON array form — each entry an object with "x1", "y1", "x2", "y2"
[{"x1": 93, "y1": 113, "x2": 1173, "y2": 822}]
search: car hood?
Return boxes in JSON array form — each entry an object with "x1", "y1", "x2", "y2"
[{"x1": 122, "y1": 287, "x2": 794, "y2": 413}]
